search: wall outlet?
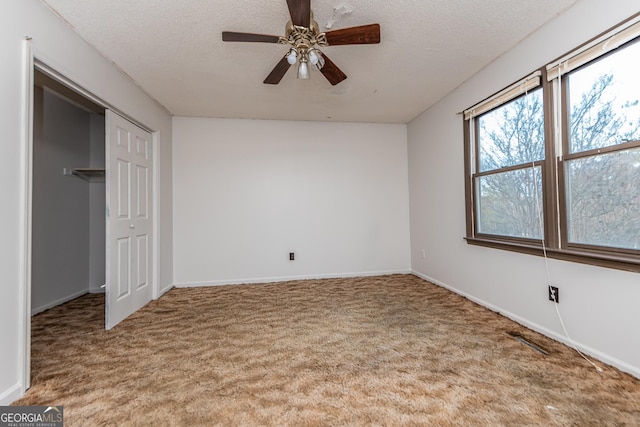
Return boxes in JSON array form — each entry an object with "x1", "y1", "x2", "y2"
[
  {"x1": 289, "y1": 252, "x2": 295, "y2": 261},
  {"x1": 548, "y1": 285, "x2": 559, "y2": 303},
  {"x1": 421, "y1": 249, "x2": 426, "y2": 259}
]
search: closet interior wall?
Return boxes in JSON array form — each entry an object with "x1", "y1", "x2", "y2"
[{"x1": 31, "y1": 84, "x2": 105, "y2": 315}]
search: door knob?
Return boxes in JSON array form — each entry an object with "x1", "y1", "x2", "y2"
[{"x1": 129, "y1": 224, "x2": 135, "y2": 229}]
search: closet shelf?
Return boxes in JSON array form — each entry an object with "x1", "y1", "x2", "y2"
[{"x1": 69, "y1": 168, "x2": 105, "y2": 180}]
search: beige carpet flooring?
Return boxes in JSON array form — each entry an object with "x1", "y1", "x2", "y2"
[{"x1": 14, "y1": 275, "x2": 640, "y2": 426}]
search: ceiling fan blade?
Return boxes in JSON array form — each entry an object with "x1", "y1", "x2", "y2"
[
  {"x1": 222, "y1": 31, "x2": 281, "y2": 43},
  {"x1": 286, "y1": 0, "x2": 311, "y2": 27},
  {"x1": 264, "y1": 56, "x2": 292, "y2": 84},
  {"x1": 319, "y1": 53, "x2": 347, "y2": 86},
  {"x1": 324, "y1": 24, "x2": 381, "y2": 45}
]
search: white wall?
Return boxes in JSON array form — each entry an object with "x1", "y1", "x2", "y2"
[
  {"x1": 31, "y1": 89, "x2": 91, "y2": 313},
  {"x1": 408, "y1": 0, "x2": 640, "y2": 377},
  {"x1": 173, "y1": 117, "x2": 410, "y2": 285},
  {"x1": 0, "y1": 0, "x2": 172, "y2": 404}
]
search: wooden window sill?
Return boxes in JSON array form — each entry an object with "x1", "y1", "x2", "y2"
[{"x1": 464, "y1": 237, "x2": 640, "y2": 273}]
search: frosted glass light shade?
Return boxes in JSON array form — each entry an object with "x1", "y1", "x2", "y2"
[
  {"x1": 308, "y1": 50, "x2": 319, "y2": 65},
  {"x1": 297, "y1": 61, "x2": 309, "y2": 79},
  {"x1": 286, "y1": 50, "x2": 297, "y2": 65}
]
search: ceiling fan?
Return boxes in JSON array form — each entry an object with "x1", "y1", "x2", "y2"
[{"x1": 222, "y1": 0, "x2": 380, "y2": 85}]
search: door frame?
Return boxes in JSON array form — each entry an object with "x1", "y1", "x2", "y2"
[{"x1": 19, "y1": 40, "x2": 161, "y2": 392}]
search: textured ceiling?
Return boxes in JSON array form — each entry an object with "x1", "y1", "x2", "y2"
[{"x1": 41, "y1": 0, "x2": 577, "y2": 123}]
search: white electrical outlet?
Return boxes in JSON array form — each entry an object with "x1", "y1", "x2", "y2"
[{"x1": 421, "y1": 249, "x2": 426, "y2": 259}]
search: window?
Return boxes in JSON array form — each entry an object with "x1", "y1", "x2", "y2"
[
  {"x1": 476, "y1": 89, "x2": 545, "y2": 240},
  {"x1": 562, "y1": 40, "x2": 640, "y2": 251},
  {"x1": 464, "y1": 15, "x2": 640, "y2": 272}
]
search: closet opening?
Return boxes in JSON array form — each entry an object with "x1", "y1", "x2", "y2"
[
  {"x1": 31, "y1": 69, "x2": 106, "y2": 324},
  {"x1": 31, "y1": 69, "x2": 106, "y2": 320}
]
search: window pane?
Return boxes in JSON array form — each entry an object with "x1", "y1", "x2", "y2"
[
  {"x1": 478, "y1": 89, "x2": 545, "y2": 172},
  {"x1": 477, "y1": 167, "x2": 543, "y2": 239},
  {"x1": 566, "y1": 147, "x2": 640, "y2": 250},
  {"x1": 568, "y1": 41, "x2": 640, "y2": 154}
]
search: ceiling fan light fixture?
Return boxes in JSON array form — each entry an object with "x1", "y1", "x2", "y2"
[
  {"x1": 297, "y1": 59, "x2": 310, "y2": 79},
  {"x1": 286, "y1": 49, "x2": 298, "y2": 65},
  {"x1": 308, "y1": 49, "x2": 319, "y2": 66}
]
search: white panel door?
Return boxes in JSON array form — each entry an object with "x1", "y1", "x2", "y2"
[{"x1": 105, "y1": 110, "x2": 153, "y2": 329}]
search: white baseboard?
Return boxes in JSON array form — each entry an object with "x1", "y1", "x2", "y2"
[
  {"x1": 31, "y1": 289, "x2": 89, "y2": 316},
  {"x1": 158, "y1": 284, "x2": 174, "y2": 298},
  {"x1": 0, "y1": 383, "x2": 23, "y2": 405},
  {"x1": 411, "y1": 270, "x2": 640, "y2": 379},
  {"x1": 174, "y1": 269, "x2": 412, "y2": 288}
]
